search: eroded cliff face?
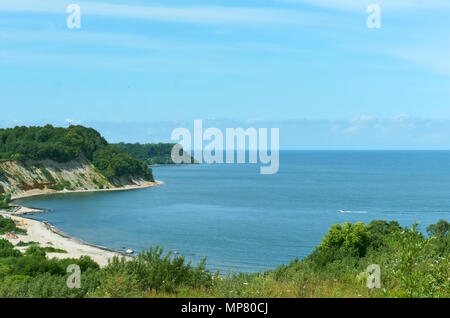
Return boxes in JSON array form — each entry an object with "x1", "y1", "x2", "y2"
[{"x1": 0, "y1": 157, "x2": 148, "y2": 196}]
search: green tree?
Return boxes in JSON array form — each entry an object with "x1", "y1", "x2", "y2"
[{"x1": 318, "y1": 222, "x2": 371, "y2": 257}]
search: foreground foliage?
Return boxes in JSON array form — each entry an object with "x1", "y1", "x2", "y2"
[{"x1": 0, "y1": 217, "x2": 448, "y2": 298}]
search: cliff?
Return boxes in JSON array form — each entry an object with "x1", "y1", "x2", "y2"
[
  {"x1": 0, "y1": 157, "x2": 152, "y2": 198},
  {"x1": 0, "y1": 125, "x2": 155, "y2": 200}
]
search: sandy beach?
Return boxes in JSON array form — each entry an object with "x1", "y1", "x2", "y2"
[
  {"x1": 0, "y1": 180, "x2": 164, "y2": 267},
  {"x1": 0, "y1": 214, "x2": 127, "y2": 267}
]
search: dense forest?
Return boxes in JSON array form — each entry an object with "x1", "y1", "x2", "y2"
[
  {"x1": 112, "y1": 142, "x2": 195, "y2": 165},
  {"x1": 0, "y1": 218, "x2": 447, "y2": 298},
  {"x1": 0, "y1": 125, "x2": 153, "y2": 182}
]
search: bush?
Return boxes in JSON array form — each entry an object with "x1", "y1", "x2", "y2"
[
  {"x1": 99, "y1": 246, "x2": 212, "y2": 294},
  {"x1": 16, "y1": 241, "x2": 39, "y2": 247},
  {"x1": 317, "y1": 222, "x2": 371, "y2": 257},
  {"x1": 0, "y1": 216, "x2": 26, "y2": 235},
  {"x1": 25, "y1": 246, "x2": 47, "y2": 258},
  {"x1": 0, "y1": 193, "x2": 12, "y2": 210},
  {"x1": 367, "y1": 220, "x2": 402, "y2": 249}
]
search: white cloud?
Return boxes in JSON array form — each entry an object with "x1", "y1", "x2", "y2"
[{"x1": 349, "y1": 115, "x2": 377, "y2": 123}]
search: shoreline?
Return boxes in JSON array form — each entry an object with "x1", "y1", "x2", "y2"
[
  {"x1": 0, "y1": 214, "x2": 129, "y2": 267},
  {"x1": 11, "y1": 180, "x2": 164, "y2": 201},
  {"x1": 7, "y1": 180, "x2": 164, "y2": 215},
  {"x1": 0, "y1": 180, "x2": 164, "y2": 267}
]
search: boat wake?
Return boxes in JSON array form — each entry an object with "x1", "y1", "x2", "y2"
[{"x1": 339, "y1": 210, "x2": 368, "y2": 214}]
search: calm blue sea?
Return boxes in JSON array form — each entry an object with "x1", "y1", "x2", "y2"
[{"x1": 17, "y1": 151, "x2": 450, "y2": 273}]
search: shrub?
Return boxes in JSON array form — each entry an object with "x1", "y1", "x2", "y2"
[
  {"x1": 100, "y1": 246, "x2": 212, "y2": 294},
  {"x1": 318, "y1": 222, "x2": 371, "y2": 257},
  {"x1": 0, "y1": 193, "x2": 12, "y2": 210},
  {"x1": 16, "y1": 241, "x2": 39, "y2": 247},
  {"x1": 0, "y1": 216, "x2": 26, "y2": 234}
]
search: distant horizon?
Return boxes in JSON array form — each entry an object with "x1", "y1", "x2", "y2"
[
  {"x1": 2, "y1": 117, "x2": 450, "y2": 150},
  {"x1": 1, "y1": 0, "x2": 449, "y2": 150}
]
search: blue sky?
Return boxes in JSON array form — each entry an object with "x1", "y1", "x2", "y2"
[{"x1": 0, "y1": 0, "x2": 449, "y2": 148}]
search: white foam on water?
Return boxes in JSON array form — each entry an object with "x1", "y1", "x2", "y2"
[{"x1": 339, "y1": 210, "x2": 369, "y2": 214}]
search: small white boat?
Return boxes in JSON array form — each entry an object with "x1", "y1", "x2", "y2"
[{"x1": 338, "y1": 210, "x2": 345, "y2": 213}]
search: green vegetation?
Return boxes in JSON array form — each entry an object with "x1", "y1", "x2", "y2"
[
  {"x1": 47, "y1": 179, "x2": 74, "y2": 191},
  {"x1": 38, "y1": 166, "x2": 55, "y2": 183},
  {"x1": 93, "y1": 146, "x2": 153, "y2": 181},
  {"x1": 16, "y1": 241, "x2": 39, "y2": 247},
  {"x1": 0, "y1": 193, "x2": 12, "y2": 210},
  {"x1": 42, "y1": 246, "x2": 67, "y2": 254},
  {"x1": 112, "y1": 142, "x2": 195, "y2": 165},
  {"x1": 0, "y1": 216, "x2": 26, "y2": 235},
  {"x1": 0, "y1": 125, "x2": 153, "y2": 182},
  {"x1": 0, "y1": 217, "x2": 447, "y2": 298},
  {"x1": 23, "y1": 245, "x2": 67, "y2": 254}
]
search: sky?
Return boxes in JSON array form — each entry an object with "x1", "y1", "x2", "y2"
[{"x1": 0, "y1": 0, "x2": 449, "y2": 149}]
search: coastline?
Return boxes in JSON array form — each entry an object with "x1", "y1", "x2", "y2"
[
  {"x1": 8, "y1": 180, "x2": 164, "y2": 215},
  {"x1": 0, "y1": 214, "x2": 129, "y2": 267},
  {"x1": 11, "y1": 180, "x2": 164, "y2": 202},
  {"x1": 0, "y1": 180, "x2": 164, "y2": 267}
]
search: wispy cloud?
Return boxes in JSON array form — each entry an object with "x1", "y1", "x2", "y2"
[
  {"x1": 390, "y1": 47, "x2": 450, "y2": 76},
  {"x1": 280, "y1": 0, "x2": 450, "y2": 11},
  {"x1": 0, "y1": 0, "x2": 341, "y2": 26},
  {"x1": 342, "y1": 114, "x2": 418, "y2": 134},
  {"x1": 0, "y1": 49, "x2": 235, "y2": 74},
  {"x1": 0, "y1": 29, "x2": 304, "y2": 54}
]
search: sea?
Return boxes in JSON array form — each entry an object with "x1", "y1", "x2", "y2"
[{"x1": 16, "y1": 151, "x2": 450, "y2": 273}]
